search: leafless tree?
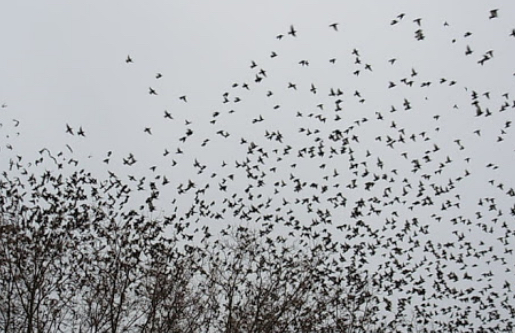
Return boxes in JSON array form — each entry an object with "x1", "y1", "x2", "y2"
[
  {"x1": 195, "y1": 226, "x2": 382, "y2": 333},
  {"x1": 1, "y1": 163, "x2": 384, "y2": 333},
  {"x1": 0, "y1": 171, "x2": 91, "y2": 333}
]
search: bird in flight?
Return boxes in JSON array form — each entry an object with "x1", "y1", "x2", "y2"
[
  {"x1": 149, "y1": 87, "x2": 157, "y2": 95},
  {"x1": 164, "y1": 110, "x2": 173, "y2": 119},
  {"x1": 329, "y1": 23, "x2": 339, "y2": 31},
  {"x1": 66, "y1": 124, "x2": 74, "y2": 135},
  {"x1": 126, "y1": 55, "x2": 133, "y2": 63},
  {"x1": 288, "y1": 25, "x2": 297, "y2": 37}
]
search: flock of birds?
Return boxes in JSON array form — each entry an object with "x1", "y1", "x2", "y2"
[{"x1": 1, "y1": 5, "x2": 515, "y2": 332}]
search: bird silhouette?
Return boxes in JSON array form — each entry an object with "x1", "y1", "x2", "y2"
[
  {"x1": 288, "y1": 25, "x2": 297, "y2": 37},
  {"x1": 66, "y1": 124, "x2": 74, "y2": 135}
]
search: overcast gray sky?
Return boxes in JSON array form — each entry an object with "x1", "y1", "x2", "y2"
[
  {"x1": 1, "y1": 1, "x2": 512, "y2": 156},
  {"x1": 1, "y1": 1, "x2": 515, "y2": 330}
]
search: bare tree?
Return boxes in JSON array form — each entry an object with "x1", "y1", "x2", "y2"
[
  {"x1": 0, "y1": 171, "x2": 91, "y2": 333},
  {"x1": 134, "y1": 240, "x2": 206, "y2": 333},
  {"x1": 1, "y1": 163, "x2": 384, "y2": 333},
  {"x1": 195, "y1": 225, "x2": 381, "y2": 333}
]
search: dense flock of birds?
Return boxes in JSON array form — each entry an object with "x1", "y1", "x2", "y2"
[{"x1": 2, "y1": 6, "x2": 515, "y2": 332}]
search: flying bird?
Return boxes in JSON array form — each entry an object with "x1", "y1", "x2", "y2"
[
  {"x1": 164, "y1": 110, "x2": 173, "y2": 119},
  {"x1": 288, "y1": 25, "x2": 297, "y2": 37},
  {"x1": 66, "y1": 124, "x2": 74, "y2": 135}
]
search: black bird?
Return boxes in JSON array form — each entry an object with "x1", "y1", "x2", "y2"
[
  {"x1": 288, "y1": 82, "x2": 297, "y2": 90},
  {"x1": 489, "y1": 9, "x2": 498, "y2": 19},
  {"x1": 77, "y1": 126, "x2": 85, "y2": 137},
  {"x1": 288, "y1": 25, "x2": 297, "y2": 37},
  {"x1": 66, "y1": 124, "x2": 74, "y2": 135},
  {"x1": 164, "y1": 110, "x2": 173, "y2": 119},
  {"x1": 179, "y1": 95, "x2": 187, "y2": 102},
  {"x1": 155, "y1": 73, "x2": 162, "y2": 79},
  {"x1": 144, "y1": 127, "x2": 152, "y2": 135},
  {"x1": 149, "y1": 87, "x2": 157, "y2": 95},
  {"x1": 125, "y1": 55, "x2": 133, "y2": 63},
  {"x1": 329, "y1": 23, "x2": 339, "y2": 31}
]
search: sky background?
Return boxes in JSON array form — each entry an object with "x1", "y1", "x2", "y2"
[
  {"x1": 1, "y1": 1, "x2": 513, "y2": 153},
  {"x1": 2, "y1": 0, "x2": 513, "y2": 214},
  {"x1": 1, "y1": 0, "x2": 515, "y2": 330}
]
